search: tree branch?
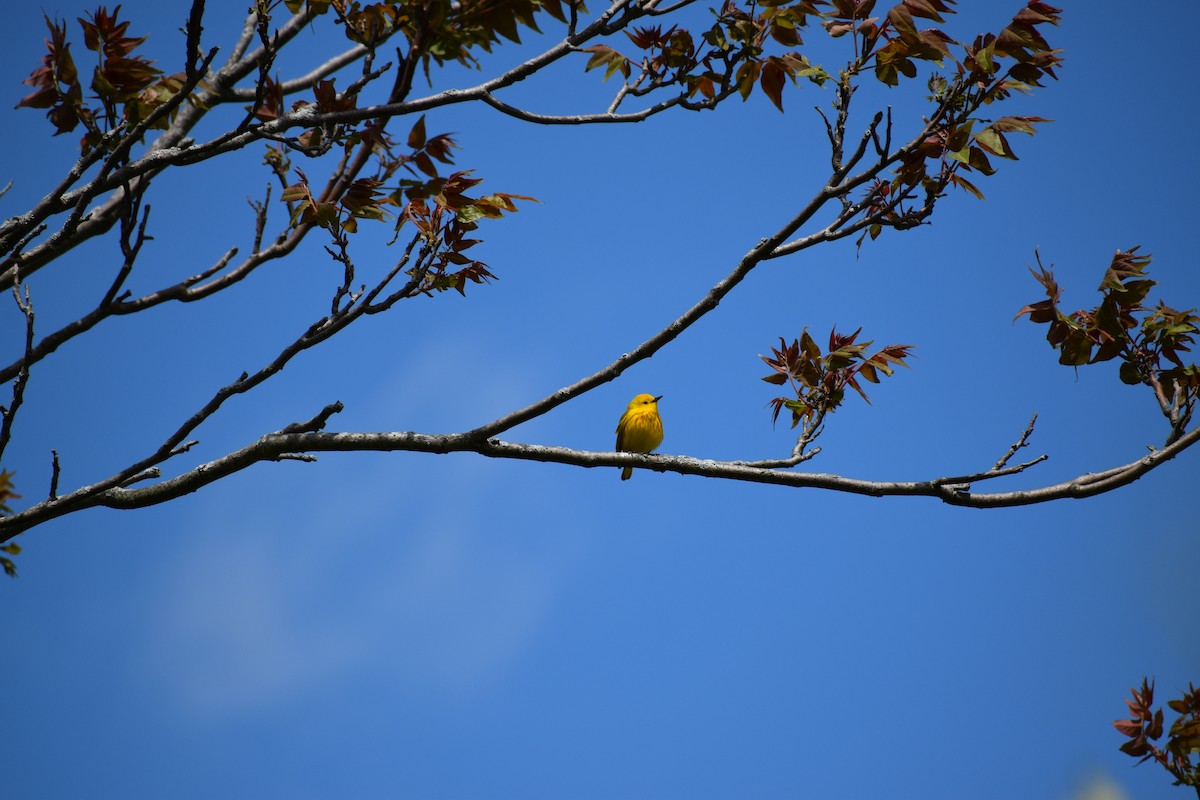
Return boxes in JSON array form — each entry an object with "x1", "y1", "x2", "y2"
[
  {"x1": 218, "y1": 44, "x2": 373, "y2": 101},
  {"x1": 0, "y1": 0, "x2": 697, "y2": 292},
  {"x1": 0, "y1": 282, "x2": 35, "y2": 463},
  {"x1": 461, "y1": 80, "x2": 959, "y2": 441},
  {"x1": 0, "y1": 202, "x2": 304, "y2": 386},
  {"x1": 480, "y1": 91, "x2": 689, "y2": 124},
  {"x1": 4, "y1": 419, "x2": 1193, "y2": 538},
  {"x1": 5, "y1": 2, "x2": 1152, "y2": 544}
]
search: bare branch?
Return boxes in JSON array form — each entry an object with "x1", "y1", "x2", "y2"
[
  {"x1": 248, "y1": 185, "x2": 271, "y2": 254},
  {"x1": 481, "y1": 91, "x2": 688, "y2": 124},
  {"x1": 278, "y1": 402, "x2": 345, "y2": 435},
  {"x1": 234, "y1": 4, "x2": 327, "y2": 78},
  {"x1": 219, "y1": 44, "x2": 374, "y2": 101},
  {"x1": 277, "y1": 453, "x2": 318, "y2": 462},
  {"x1": 120, "y1": 467, "x2": 162, "y2": 488},
  {"x1": 993, "y1": 414, "x2": 1039, "y2": 471},
  {"x1": 462, "y1": 85, "x2": 965, "y2": 442},
  {"x1": 100, "y1": 187, "x2": 153, "y2": 307},
  {"x1": 229, "y1": 10, "x2": 258, "y2": 62},
  {"x1": 736, "y1": 410, "x2": 827, "y2": 469},
  {"x1": 0, "y1": 211, "x2": 290, "y2": 387},
  {"x1": 0, "y1": 282, "x2": 35, "y2": 462},
  {"x1": 645, "y1": 0, "x2": 697, "y2": 14},
  {"x1": 48, "y1": 449, "x2": 60, "y2": 501},
  {"x1": 185, "y1": 0, "x2": 207, "y2": 82},
  {"x1": 734, "y1": 446, "x2": 823, "y2": 470},
  {"x1": 3, "y1": 419, "x2": 1192, "y2": 538}
]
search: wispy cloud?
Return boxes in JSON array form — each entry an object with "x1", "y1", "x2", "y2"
[{"x1": 137, "y1": 456, "x2": 586, "y2": 720}]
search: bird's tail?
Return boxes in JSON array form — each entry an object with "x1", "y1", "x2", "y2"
[{"x1": 620, "y1": 466, "x2": 633, "y2": 481}]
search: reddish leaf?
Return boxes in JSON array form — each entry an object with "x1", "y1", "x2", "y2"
[
  {"x1": 1113, "y1": 719, "x2": 1143, "y2": 738},
  {"x1": 760, "y1": 59, "x2": 786, "y2": 111}
]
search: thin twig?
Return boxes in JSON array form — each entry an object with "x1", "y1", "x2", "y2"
[
  {"x1": 0, "y1": 282, "x2": 35, "y2": 462},
  {"x1": 185, "y1": 0, "x2": 207, "y2": 82},
  {"x1": 278, "y1": 401, "x2": 345, "y2": 435},
  {"x1": 49, "y1": 450, "x2": 60, "y2": 501},
  {"x1": 993, "y1": 413, "x2": 1038, "y2": 471}
]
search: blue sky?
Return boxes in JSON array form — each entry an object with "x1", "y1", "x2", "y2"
[{"x1": 2, "y1": 2, "x2": 1197, "y2": 799}]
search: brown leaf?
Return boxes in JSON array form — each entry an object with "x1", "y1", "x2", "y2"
[
  {"x1": 760, "y1": 59, "x2": 786, "y2": 112},
  {"x1": 408, "y1": 114, "x2": 427, "y2": 149}
]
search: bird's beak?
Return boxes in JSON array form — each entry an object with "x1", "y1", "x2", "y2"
[{"x1": 654, "y1": 395, "x2": 663, "y2": 402}]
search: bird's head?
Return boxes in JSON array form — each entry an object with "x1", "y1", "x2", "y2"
[{"x1": 628, "y1": 393, "x2": 662, "y2": 409}]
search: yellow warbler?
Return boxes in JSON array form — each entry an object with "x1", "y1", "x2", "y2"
[{"x1": 615, "y1": 393, "x2": 664, "y2": 481}]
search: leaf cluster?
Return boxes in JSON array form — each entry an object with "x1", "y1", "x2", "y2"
[
  {"x1": 842, "y1": 0, "x2": 1062, "y2": 90},
  {"x1": 276, "y1": 111, "x2": 530, "y2": 295},
  {"x1": 760, "y1": 328, "x2": 913, "y2": 428},
  {"x1": 387, "y1": 117, "x2": 533, "y2": 295},
  {"x1": 584, "y1": 1, "x2": 829, "y2": 112},
  {"x1": 397, "y1": 169, "x2": 533, "y2": 295},
  {"x1": 919, "y1": 2, "x2": 1062, "y2": 162},
  {"x1": 819, "y1": 3, "x2": 1062, "y2": 247},
  {"x1": 1017, "y1": 248, "x2": 1199, "y2": 440},
  {"x1": 579, "y1": 0, "x2": 1060, "y2": 117},
  {"x1": 16, "y1": 8, "x2": 183, "y2": 153},
  {"x1": 1113, "y1": 678, "x2": 1200, "y2": 792},
  {"x1": 281, "y1": 170, "x2": 388, "y2": 233},
  {"x1": 299, "y1": 0, "x2": 566, "y2": 75}
]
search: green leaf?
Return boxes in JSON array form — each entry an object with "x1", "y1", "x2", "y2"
[
  {"x1": 457, "y1": 205, "x2": 486, "y2": 224},
  {"x1": 280, "y1": 184, "x2": 310, "y2": 202},
  {"x1": 736, "y1": 61, "x2": 760, "y2": 100},
  {"x1": 973, "y1": 126, "x2": 1013, "y2": 158},
  {"x1": 1112, "y1": 279, "x2": 1155, "y2": 307},
  {"x1": 1119, "y1": 361, "x2": 1143, "y2": 385},
  {"x1": 946, "y1": 120, "x2": 974, "y2": 153},
  {"x1": 967, "y1": 146, "x2": 995, "y2": 175},
  {"x1": 1059, "y1": 332, "x2": 1092, "y2": 366},
  {"x1": 974, "y1": 40, "x2": 995, "y2": 73}
]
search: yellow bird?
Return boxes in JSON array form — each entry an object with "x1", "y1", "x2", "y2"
[{"x1": 615, "y1": 393, "x2": 664, "y2": 481}]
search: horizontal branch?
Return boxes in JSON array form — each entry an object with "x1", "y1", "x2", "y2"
[
  {"x1": 3, "y1": 420, "x2": 1196, "y2": 538},
  {"x1": 479, "y1": 91, "x2": 688, "y2": 124}
]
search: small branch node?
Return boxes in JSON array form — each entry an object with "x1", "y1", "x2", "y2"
[
  {"x1": 120, "y1": 467, "x2": 161, "y2": 487},
  {"x1": 169, "y1": 440, "x2": 200, "y2": 458},
  {"x1": 49, "y1": 449, "x2": 61, "y2": 501},
  {"x1": 992, "y1": 412, "x2": 1038, "y2": 471},
  {"x1": 276, "y1": 452, "x2": 318, "y2": 462},
  {"x1": 279, "y1": 401, "x2": 344, "y2": 435}
]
